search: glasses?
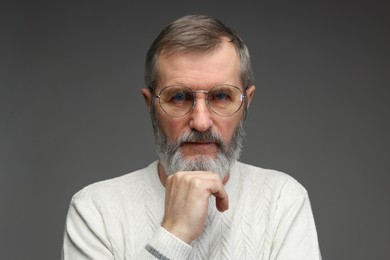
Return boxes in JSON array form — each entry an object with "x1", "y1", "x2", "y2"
[{"x1": 154, "y1": 84, "x2": 246, "y2": 117}]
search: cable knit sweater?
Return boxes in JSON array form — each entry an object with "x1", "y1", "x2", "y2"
[{"x1": 62, "y1": 161, "x2": 321, "y2": 259}]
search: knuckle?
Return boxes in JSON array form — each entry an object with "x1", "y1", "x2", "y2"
[
  {"x1": 206, "y1": 171, "x2": 218, "y2": 177},
  {"x1": 166, "y1": 174, "x2": 175, "y2": 183},
  {"x1": 181, "y1": 173, "x2": 192, "y2": 183},
  {"x1": 170, "y1": 172, "x2": 184, "y2": 181},
  {"x1": 190, "y1": 178, "x2": 204, "y2": 189}
]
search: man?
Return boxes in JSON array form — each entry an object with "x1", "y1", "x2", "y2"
[{"x1": 62, "y1": 15, "x2": 321, "y2": 259}]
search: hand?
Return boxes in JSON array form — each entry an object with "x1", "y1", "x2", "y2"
[{"x1": 161, "y1": 171, "x2": 229, "y2": 244}]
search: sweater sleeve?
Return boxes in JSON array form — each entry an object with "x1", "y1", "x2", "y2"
[
  {"x1": 61, "y1": 193, "x2": 114, "y2": 259},
  {"x1": 142, "y1": 226, "x2": 192, "y2": 259},
  {"x1": 270, "y1": 179, "x2": 322, "y2": 260},
  {"x1": 61, "y1": 191, "x2": 192, "y2": 260}
]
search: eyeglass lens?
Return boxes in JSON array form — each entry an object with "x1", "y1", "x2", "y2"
[{"x1": 158, "y1": 85, "x2": 244, "y2": 117}]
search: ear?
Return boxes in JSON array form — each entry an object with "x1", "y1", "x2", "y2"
[
  {"x1": 141, "y1": 88, "x2": 153, "y2": 113},
  {"x1": 245, "y1": 85, "x2": 256, "y2": 109}
]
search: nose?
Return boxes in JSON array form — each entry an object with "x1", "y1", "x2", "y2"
[{"x1": 189, "y1": 96, "x2": 213, "y2": 132}]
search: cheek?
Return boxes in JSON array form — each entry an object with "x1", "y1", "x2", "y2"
[
  {"x1": 215, "y1": 116, "x2": 242, "y2": 143},
  {"x1": 157, "y1": 114, "x2": 189, "y2": 140},
  {"x1": 221, "y1": 125, "x2": 236, "y2": 143}
]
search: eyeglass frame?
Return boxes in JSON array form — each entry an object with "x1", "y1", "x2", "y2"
[{"x1": 151, "y1": 84, "x2": 247, "y2": 117}]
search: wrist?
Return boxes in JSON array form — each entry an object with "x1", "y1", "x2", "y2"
[{"x1": 161, "y1": 223, "x2": 194, "y2": 245}]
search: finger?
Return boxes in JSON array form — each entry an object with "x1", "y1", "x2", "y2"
[
  {"x1": 216, "y1": 196, "x2": 229, "y2": 212},
  {"x1": 208, "y1": 181, "x2": 229, "y2": 212},
  {"x1": 182, "y1": 172, "x2": 229, "y2": 210},
  {"x1": 168, "y1": 171, "x2": 229, "y2": 212}
]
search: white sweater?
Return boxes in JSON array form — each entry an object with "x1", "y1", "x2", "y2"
[{"x1": 62, "y1": 161, "x2": 321, "y2": 259}]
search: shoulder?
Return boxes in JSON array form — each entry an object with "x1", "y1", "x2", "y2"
[
  {"x1": 70, "y1": 162, "x2": 158, "y2": 210},
  {"x1": 236, "y1": 161, "x2": 308, "y2": 199}
]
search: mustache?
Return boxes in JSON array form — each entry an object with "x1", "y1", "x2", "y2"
[{"x1": 177, "y1": 130, "x2": 225, "y2": 147}]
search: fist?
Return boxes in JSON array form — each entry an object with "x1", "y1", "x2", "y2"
[{"x1": 161, "y1": 171, "x2": 229, "y2": 244}]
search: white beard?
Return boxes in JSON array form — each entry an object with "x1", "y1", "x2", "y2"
[{"x1": 152, "y1": 118, "x2": 244, "y2": 179}]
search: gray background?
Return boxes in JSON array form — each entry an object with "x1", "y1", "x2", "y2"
[{"x1": 1, "y1": 1, "x2": 389, "y2": 259}]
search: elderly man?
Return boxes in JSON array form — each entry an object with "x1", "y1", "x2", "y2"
[{"x1": 62, "y1": 15, "x2": 321, "y2": 259}]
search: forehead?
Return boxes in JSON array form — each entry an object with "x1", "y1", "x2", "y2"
[{"x1": 157, "y1": 41, "x2": 241, "y2": 90}]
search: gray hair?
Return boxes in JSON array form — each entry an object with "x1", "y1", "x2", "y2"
[{"x1": 144, "y1": 15, "x2": 254, "y2": 91}]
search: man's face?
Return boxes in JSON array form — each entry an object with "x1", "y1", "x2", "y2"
[{"x1": 142, "y1": 40, "x2": 255, "y2": 178}]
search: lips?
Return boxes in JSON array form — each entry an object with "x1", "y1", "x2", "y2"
[
  {"x1": 181, "y1": 142, "x2": 218, "y2": 155},
  {"x1": 186, "y1": 141, "x2": 212, "y2": 145}
]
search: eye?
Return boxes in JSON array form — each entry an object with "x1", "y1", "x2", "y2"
[
  {"x1": 210, "y1": 91, "x2": 230, "y2": 101},
  {"x1": 172, "y1": 92, "x2": 186, "y2": 101},
  {"x1": 166, "y1": 90, "x2": 192, "y2": 104},
  {"x1": 214, "y1": 92, "x2": 227, "y2": 100}
]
